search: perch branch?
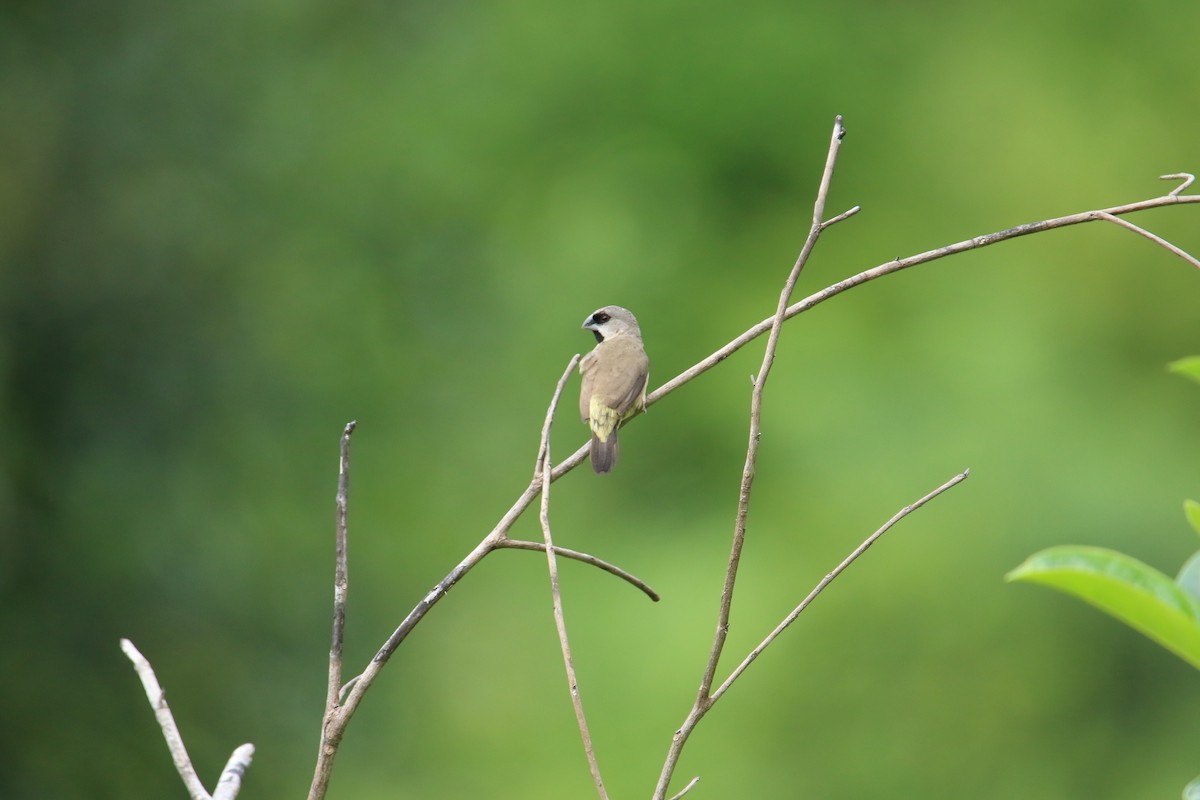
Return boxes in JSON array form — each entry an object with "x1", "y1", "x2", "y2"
[
  {"x1": 536, "y1": 355, "x2": 608, "y2": 799},
  {"x1": 653, "y1": 113, "x2": 851, "y2": 800},
  {"x1": 121, "y1": 638, "x2": 254, "y2": 800},
  {"x1": 526, "y1": 179, "x2": 1199, "y2": 494}
]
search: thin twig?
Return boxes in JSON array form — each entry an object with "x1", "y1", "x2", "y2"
[
  {"x1": 667, "y1": 776, "x2": 701, "y2": 800},
  {"x1": 499, "y1": 539, "x2": 660, "y2": 601},
  {"x1": 1095, "y1": 211, "x2": 1200, "y2": 270},
  {"x1": 120, "y1": 638, "x2": 254, "y2": 800},
  {"x1": 652, "y1": 114, "x2": 851, "y2": 800},
  {"x1": 536, "y1": 355, "x2": 608, "y2": 799},
  {"x1": 710, "y1": 469, "x2": 970, "y2": 704}
]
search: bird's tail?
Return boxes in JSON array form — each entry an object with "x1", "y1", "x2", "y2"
[{"x1": 590, "y1": 430, "x2": 619, "y2": 474}]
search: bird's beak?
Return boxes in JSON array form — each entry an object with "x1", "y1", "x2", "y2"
[{"x1": 581, "y1": 314, "x2": 598, "y2": 331}]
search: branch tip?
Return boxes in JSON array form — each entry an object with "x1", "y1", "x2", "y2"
[
  {"x1": 1160, "y1": 172, "x2": 1195, "y2": 198},
  {"x1": 667, "y1": 776, "x2": 701, "y2": 800}
]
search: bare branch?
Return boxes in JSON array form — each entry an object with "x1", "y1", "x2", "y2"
[
  {"x1": 710, "y1": 469, "x2": 971, "y2": 704},
  {"x1": 1095, "y1": 211, "x2": 1200, "y2": 270},
  {"x1": 308, "y1": 421, "x2": 357, "y2": 800},
  {"x1": 535, "y1": 355, "x2": 608, "y2": 798},
  {"x1": 121, "y1": 638, "x2": 254, "y2": 800},
  {"x1": 499, "y1": 539, "x2": 660, "y2": 601},
  {"x1": 653, "y1": 114, "x2": 851, "y2": 800},
  {"x1": 296, "y1": 152, "x2": 1194, "y2": 800}
]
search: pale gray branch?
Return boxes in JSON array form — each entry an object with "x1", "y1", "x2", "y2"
[
  {"x1": 212, "y1": 743, "x2": 256, "y2": 800},
  {"x1": 120, "y1": 638, "x2": 254, "y2": 800}
]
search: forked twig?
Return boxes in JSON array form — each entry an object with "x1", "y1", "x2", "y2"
[
  {"x1": 710, "y1": 469, "x2": 970, "y2": 704},
  {"x1": 120, "y1": 638, "x2": 254, "y2": 800},
  {"x1": 654, "y1": 470, "x2": 970, "y2": 797},
  {"x1": 535, "y1": 355, "x2": 608, "y2": 798}
]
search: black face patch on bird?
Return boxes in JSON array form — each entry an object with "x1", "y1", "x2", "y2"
[{"x1": 585, "y1": 310, "x2": 612, "y2": 342}]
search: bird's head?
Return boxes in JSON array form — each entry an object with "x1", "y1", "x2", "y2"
[{"x1": 582, "y1": 305, "x2": 642, "y2": 344}]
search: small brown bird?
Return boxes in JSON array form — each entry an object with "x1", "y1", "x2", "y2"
[{"x1": 579, "y1": 305, "x2": 650, "y2": 474}]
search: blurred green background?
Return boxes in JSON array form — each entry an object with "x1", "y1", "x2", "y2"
[{"x1": 2, "y1": 1, "x2": 1199, "y2": 798}]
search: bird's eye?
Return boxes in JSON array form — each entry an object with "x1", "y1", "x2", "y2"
[{"x1": 593, "y1": 312, "x2": 611, "y2": 324}]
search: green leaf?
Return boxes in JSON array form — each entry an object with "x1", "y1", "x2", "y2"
[
  {"x1": 1186, "y1": 499, "x2": 1200, "y2": 539},
  {"x1": 1167, "y1": 356, "x2": 1200, "y2": 384},
  {"x1": 1177, "y1": 552, "x2": 1200, "y2": 603},
  {"x1": 1006, "y1": 545, "x2": 1200, "y2": 671}
]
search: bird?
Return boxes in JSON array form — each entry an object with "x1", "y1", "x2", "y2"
[{"x1": 579, "y1": 305, "x2": 650, "y2": 474}]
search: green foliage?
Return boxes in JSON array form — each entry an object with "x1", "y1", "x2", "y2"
[
  {"x1": 1006, "y1": 543, "x2": 1200, "y2": 670},
  {"x1": 1009, "y1": 363, "x2": 1200, "y2": 799},
  {"x1": 1007, "y1": 366, "x2": 1200, "y2": 668},
  {"x1": 1187, "y1": 500, "x2": 1200, "y2": 539},
  {"x1": 1169, "y1": 357, "x2": 1200, "y2": 384}
]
